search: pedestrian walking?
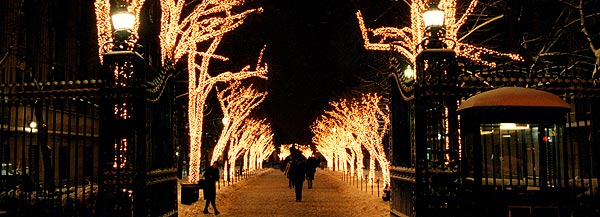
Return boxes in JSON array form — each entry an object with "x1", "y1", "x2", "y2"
[
  {"x1": 288, "y1": 159, "x2": 306, "y2": 202},
  {"x1": 305, "y1": 155, "x2": 319, "y2": 189},
  {"x1": 284, "y1": 158, "x2": 294, "y2": 189},
  {"x1": 202, "y1": 161, "x2": 220, "y2": 215}
]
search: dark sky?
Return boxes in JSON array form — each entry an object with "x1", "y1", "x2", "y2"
[
  {"x1": 233, "y1": 0, "x2": 366, "y2": 145},
  {"x1": 217, "y1": 0, "x2": 402, "y2": 145}
]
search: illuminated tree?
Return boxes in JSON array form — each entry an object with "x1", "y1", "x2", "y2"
[
  {"x1": 229, "y1": 119, "x2": 256, "y2": 177},
  {"x1": 311, "y1": 119, "x2": 339, "y2": 170},
  {"x1": 345, "y1": 94, "x2": 389, "y2": 186},
  {"x1": 278, "y1": 144, "x2": 292, "y2": 161},
  {"x1": 312, "y1": 117, "x2": 357, "y2": 173},
  {"x1": 298, "y1": 145, "x2": 313, "y2": 159},
  {"x1": 313, "y1": 93, "x2": 390, "y2": 186},
  {"x1": 160, "y1": 1, "x2": 266, "y2": 183},
  {"x1": 223, "y1": 117, "x2": 271, "y2": 180},
  {"x1": 95, "y1": 0, "x2": 267, "y2": 183},
  {"x1": 357, "y1": 0, "x2": 522, "y2": 67},
  {"x1": 255, "y1": 141, "x2": 275, "y2": 169},
  {"x1": 236, "y1": 118, "x2": 273, "y2": 172},
  {"x1": 210, "y1": 80, "x2": 266, "y2": 181},
  {"x1": 246, "y1": 122, "x2": 275, "y2": 170}
]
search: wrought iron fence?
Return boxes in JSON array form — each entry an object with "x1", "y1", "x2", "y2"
[
  {"x1": 0, "y1": 80, "x2": 101, "y2": 216},
  {"x1": 0, "y1": 63, "x2": 178, "y2": 217}
]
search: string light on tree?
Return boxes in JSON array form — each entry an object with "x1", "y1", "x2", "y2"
[
  {"x1": 160, "y1": 1, "x2": 266, "y2": 183},
  {"x1": 210, "y1": 80, "x2": 267, "y2": 165},
  {"x1": 356, "y1": 0, "x2": 523, "y2": 67},
  {"x1": 299, "y1": 145, "x2": 313, "y2": 159},
  {"x1": 236, "y1": 119, "x2": 273, "y2": 172},
  {"x1": 95, "y1": 0, "x2": 268, "y2": 183},
  {"x1": 210, "y1": 80, "x2": 267, "y2": 180},
  {"x1": 312, "y1": 93, "x2": 391, "y2": 187},
  {"x1": 279, "y1": 144, "x2": 292, "y2": 161}
]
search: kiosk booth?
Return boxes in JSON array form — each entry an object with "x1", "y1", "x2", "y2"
[{"x1": 457, "y1": 87, "x2": 594, "y2": 216}]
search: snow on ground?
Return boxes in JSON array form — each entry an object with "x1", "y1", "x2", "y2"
[{"x1": 179, "y1": 168, "x2": 390, "y2": 216}]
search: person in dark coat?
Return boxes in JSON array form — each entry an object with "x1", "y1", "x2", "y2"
[
  {"x1": 284, "y1": 158, "x2": 294, "y2": 189},
  {"x1": 288, "y1": 159, "x2": 306, "y2": 202},
  {"x1": 305, "y1": 155, "x2": 319, "y2": 189},
  {"x1": 202, "y1": 162, "x2": 220, "y2": 215}
]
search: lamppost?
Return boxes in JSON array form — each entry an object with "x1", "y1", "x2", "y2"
[
  {"x1": 421, "y1": 3, "x2": 446, "y2": 49},
  {"x1": 389, "y1": 3, "x2": 462, "y2": 216},
  {"x1": 111, "y1": 4, "x2": 135, "y2": 49},
  {"x1": 99, "y1": 2, "x2": 147, "y2": 216},
  {"x1": 413, "y1": 3, "x2": 461, "y2": 217}
]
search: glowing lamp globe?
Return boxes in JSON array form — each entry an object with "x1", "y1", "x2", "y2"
[
  {"x1": 423, "y1": 4, "x2": 445, "y2": 28},
  {"x1": 111, "y1": 7, "x2": 135, "y2": 31},
  {"x1": 111, "y1": 4, "x2": 134, "y2": 42}
]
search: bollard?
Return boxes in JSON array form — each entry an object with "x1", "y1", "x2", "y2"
[
  {"x1": 376, "y1": 179, "x2": 380, "y2": 197},
  {"x1": 364, "y1": 175, "x2": 368, "y2": 192},
  {"x1": 382, "y1": 184, "x2": 390, "y2": 201},
  {"x1": 360, "y1": 176, "x2": 363, "y2": 191},
  {"x1": 371, "y1": 179, "x2": 373, "y2": 195}
]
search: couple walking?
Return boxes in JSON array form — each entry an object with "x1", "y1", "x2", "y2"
[{"x1": 285, "y1": 155, "x2": 319, "y2": 202}]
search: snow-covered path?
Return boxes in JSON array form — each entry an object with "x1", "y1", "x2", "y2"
[{"x1": 179, "y1": 168, "x2": 390, "y2": 216}]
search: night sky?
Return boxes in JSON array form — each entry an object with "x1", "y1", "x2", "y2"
[{"x1": 223, "y1": 0, "x2": 371, "y2": 145}]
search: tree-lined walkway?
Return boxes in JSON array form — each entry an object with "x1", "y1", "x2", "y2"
[{"x1": 179, "y1": 168, "x2": 389, "y2": 216}]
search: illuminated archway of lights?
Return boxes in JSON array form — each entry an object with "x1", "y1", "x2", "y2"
[
  {"x1": 311, "y1": 93, "x2": 391, "y2": 187},
  {"x1": 209, "y1": 81, "x2": 267, "y2": 181},
  {"x1": 356, "y1": 0, "x2": 523, "y2": 67},
  {"x1": 95, "y1": 0, "x2": 268, "y2": 183}
]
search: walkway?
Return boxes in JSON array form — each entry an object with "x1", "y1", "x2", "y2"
[{"x1": 179, "y1": 168, "x2": 390, "y2": 216}]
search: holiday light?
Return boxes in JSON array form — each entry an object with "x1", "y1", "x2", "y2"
[
  {"x1": 248, "y1": 123, "x2": 274, "y2": 170},
  {"x1": 231, "y1": 119, "x2": 274, "y2": 175},
  {"x1": 256, "y1": 143, "x2": 275, "y2": 169},
  {"x1": 95, "y1": 0, "x2": 268, "y2": 183},
  {"x1": 95, "y1": 0, "x2": 144, "y2": 59},
  {"x1": 95, "y1": 0, "x2": 112, "y2": 57},
  {"x1": 311, "y1": 94, "x2": 391, "y2": 186},
  {"x1": 218, "y1": 115, "x2": 269, "y2": 180},
  {"x1": 356, "y1": 0, "x2": 523, "y2": 67},
  {"x1": 279, "y1": 144, "x2": 292, "y2": 161},
  {"x1": 159, "y1": 0, "x2": 262, "y2": 65},
  {"x1": 210, "y1": 81, "x2": 267, "y2": 165},
  {"x1": 311, "y1": 119, "x2": 341, "y2": 169},
  {"x1": 113, "y1": 138, "x2": 129, "y2": 169},
  {"x1": 112, "y1": 102, "x2": 131, "y2": 169},
  {"x1": 298, "y1": 145, "x2": 313, "y2": 159},
  {"x1": 160, "y1": 1, "x2": 266, "y2": 183}
]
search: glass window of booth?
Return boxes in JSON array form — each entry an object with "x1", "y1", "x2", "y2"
[{"x1": 475, "y1": 123, "x2": 565, "y2": 190}]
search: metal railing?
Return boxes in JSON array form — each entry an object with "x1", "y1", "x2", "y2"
[{"x1": 1, "y1": 80, "x2": 101, "y2": 216}]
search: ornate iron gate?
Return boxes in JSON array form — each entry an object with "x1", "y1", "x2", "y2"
[
  {"x1": 98, "y1": 49, "x2": 178, "y2": 217},
  {"x1": 0, "y1": 53, "x2": 178, "y2": 217},
  {"x1": 390, "y1": 49, "x2": 600, "y2": 216}
]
